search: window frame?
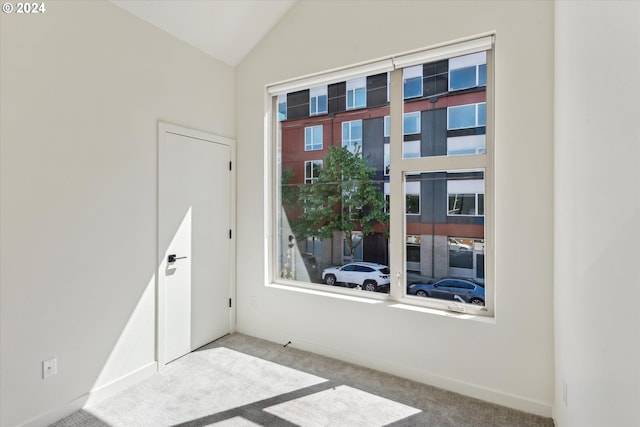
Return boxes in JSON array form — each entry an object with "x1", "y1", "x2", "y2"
[
  {"x1": 304, "y1": 125, "x2": 323, "y2": 151},
  {"x1": 342, "y1": 119, "x2": 363, "y2": 155},
  {"x1": 448, "y1": 51, "x2": 487, "y2": 92},
  {"x1": 267, "y1": 34, "x2": 495, "y2": 317},
  {"x1": 309, "y1": 85, "x2": 328, "y2": 116},
  {"x1": 346, "y1": 77, "x2": 367, "y2": 110},
  {"x1": 304, "y1": 159, "x2": 323, "y2": 184},
  {"x1": 447, "y1": 102, "x2": 487, "y2": 130}
]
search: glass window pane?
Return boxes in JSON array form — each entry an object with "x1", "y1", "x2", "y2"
[
  {"x1": 478, "y1": 103, "x2": 486, "y2": 126},
  {"x1": 403, "y1": 52, "x2": 488, "y2": 159},
  {"x1": 449, "y1": 66, "x2": 476, "y2": 91},
  {"x1": 403, "y1": 112, "x2": 420, "y2": 135},
  {"x1": 404, "y1": 77, "x2": 423, "y2": 99},
  {"x1": 447, "y1": 135, "x2": 485, "y2": 156},
  {"x1": 448, "y1": 105, "x2": 476, "y2": 129},
  {"x1": 478, "y1": 64, "x2": 487, "y2": 86},
  {"x1": 355, "y1": 87, "x2": 366, "y2": 108},
  {"x1": 318, "y1": 95, "x2": 327, "y2": 113},
  {"x1": 405, "y1": 171, "x2": 485, "y2": 304},
  {"x1": 352, "y1": 120, "x2": 362, "y2": 138},
  {"x1": 278, "y1": 77, "x2": 389, "y2": 290},
  {"x1": 403, "y1": 140, "x2": 420, "y2": 158}
]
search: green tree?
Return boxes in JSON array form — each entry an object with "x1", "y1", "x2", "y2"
[{"x1": 296, "y1": 146, "x2": 388, "y2": 262}]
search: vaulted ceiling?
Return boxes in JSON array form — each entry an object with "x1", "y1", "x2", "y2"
[{"x1": 110, "y1": 0, "x2": 297, "y2": 66}]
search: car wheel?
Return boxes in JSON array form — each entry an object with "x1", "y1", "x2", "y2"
[
  {"x1": 363, "y1": 280, "x2": 377, "y2": 292},
  {"x1": 416, "y1": 290, "x2": 428, "y2": 297},
  {"x1": 325, "y1": 274, "x2": 337, "y2": 286},
  {"x1": 470, "y1": 297, "x2": 484, "y2": 305}
]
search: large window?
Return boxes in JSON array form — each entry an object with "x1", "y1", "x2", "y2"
[{"x1": 270, "y1": 35, "x2": 493, "y2": 315}]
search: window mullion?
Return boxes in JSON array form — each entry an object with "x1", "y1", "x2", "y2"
[
  {"x1": 397, "y1": 153, "x2": 489, "y2": 174},
  {"x1": 388, "y1": 68, "x2": 404, "y2": 300}
]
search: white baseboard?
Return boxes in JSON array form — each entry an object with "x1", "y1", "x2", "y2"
[
  {"x1": 18, "y1": 361, "x2": 157, "y2": 427},
  {"x1": 85, "y1": 361, "x2": 157, "y2": 406},
  {"x1": 239, "y1": 329, "x2": 553, "y2": 418}
]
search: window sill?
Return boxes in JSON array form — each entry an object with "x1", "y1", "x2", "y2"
[{"x1": 266, "y1": 282, "x2": 494, "y2": 323}]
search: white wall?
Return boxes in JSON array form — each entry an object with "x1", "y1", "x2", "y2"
[
  {"x1": 236, "y1": 0, "x2": 554, "y2": 416},
  {"x1": 0, "y1": 2, "x2": 234, "y2": 426},
  {"x1": 554, "y1": 2, "x2": 640, "y2": 427}
]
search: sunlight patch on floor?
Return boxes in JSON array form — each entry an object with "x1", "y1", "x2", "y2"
[{"x1": 264, "y1": 385, "x2": 421, "y2": 427}]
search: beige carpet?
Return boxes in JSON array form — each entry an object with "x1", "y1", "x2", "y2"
[{"x1": 52, "y1": 333, "x2": 554, "y2": 427}]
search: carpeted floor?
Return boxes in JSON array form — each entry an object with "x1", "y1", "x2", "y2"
[{"x1": 52, "y1": 333, "x2": 554, "y2": 427}]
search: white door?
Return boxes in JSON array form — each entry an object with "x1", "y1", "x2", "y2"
[{"x1": 158, "y1": 123, "x2": 234, "y2": 365}]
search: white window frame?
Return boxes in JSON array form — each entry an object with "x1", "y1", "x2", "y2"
[
  {"x1": 447, "y1": 102, "x2": 486, "y2": 130},
  {"x1": 447, "y1": 135, "x2": 486, "y2": 156},
  {"x1": 403, "y1": 111, "x2": 421, "y2": 135},
  {"x1": 405, "y1": 180, "x2": 421, "y2": 215},
  {"x1": 278, "y1": 94, "x2": 287, "y2": 121},
  {"x1": 309, "y1": 85, "x2": 328, "y2": 116},
  {"x1": 304, "y1": 160, "x2": 323, "y2": 184},
  {"x1": 448, "y1": 51, "x2": 487, "y2": 91},
  {"x1": 342, "y1": 120, "x2": 363, "y2": 155},
  {"x1": 304, "y1": 125, "x2": 323, "y2": 151},
  {"x1": 267, "y1": 34, "x2": 495, "y2": 317},
  {"x1": 403, "y1": 65, "x2": 423, "y2": 99},
  {"x1": 346, "y1": 77, "x2": 367, "y2": 110}
]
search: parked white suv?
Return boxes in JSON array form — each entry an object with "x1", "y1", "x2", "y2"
[{"x1": 322, "y1": 262, "x2": 390, "y2": 292}]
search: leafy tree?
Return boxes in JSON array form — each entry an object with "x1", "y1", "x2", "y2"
[{"x1": 295, "y1": 146, "x2": 388, "y2": 262}]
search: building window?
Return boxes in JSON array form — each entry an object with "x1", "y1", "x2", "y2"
[
  {"x1": 447, "y1": 135, "x2": 486, "y2": 156},
  {"x1": 405, "y1": 181, "x2": 421, "y2": 215},
  {"x1": 309, "y1": 85, "x2": 327, "y2": 116},
  {"x1": 305, "y1": 236, "x2": 323, "y2": 256},
  {"x1": 278, "y1": 94, "x2": 287, "y2": 121},
  {"x1": 447, "y1": 103, "x2": 486, "y2": 130},
  {"x1": 270, "y1": 35, "x2": 493, "y2": 315},
  {"x1": 403, "y1": 140, "x2": 421, "y2": 159},
  {"x1": 342, "y1": 120, "x2": 363, "y2": 155},
  {"x1": 447, "y1": 177, "x2": 485, "y2": 216},
  {"x1": 343, "y1": 232, "x2": 363, "y2": 262},
  {"x1": 449, "y1": 52, "x2": 487, "y2": 91},
  {"x1": 346, "y1": 77, "x2": 366, "y2": 110},
  {"x1": 403, "y1": 65, "x2": 423, "y2": 99},
  {"x1": 304, "y1": 125, "x2": 323, "y2": 151},
  {"x1": 384, "y1": 182, "x2": 421, "y2": 215},
  {"x1": 305, "y1": 160, "x2": 323, "y2": 184},
  {"x1": 403, "y1": 111, "x2": 421, "y2": 135}
]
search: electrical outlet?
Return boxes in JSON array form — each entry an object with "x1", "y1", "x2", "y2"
[{"x1": 43, "y1": 357, "x2": 57, "y2": 379}]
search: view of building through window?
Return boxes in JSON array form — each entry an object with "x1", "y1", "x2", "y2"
[{"x1": 276, "y1": 47, "x2": 489, "y2": 309}]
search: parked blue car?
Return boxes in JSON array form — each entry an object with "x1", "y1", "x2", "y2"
[{"x1": 407, "y1": 278, "x2": 485, "y2": 305}]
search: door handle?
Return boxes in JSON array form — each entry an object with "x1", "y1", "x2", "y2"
[{"x1": 168, "y1": 254, "x2": 187, "y2": 263}]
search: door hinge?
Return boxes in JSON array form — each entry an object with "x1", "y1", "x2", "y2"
[
  {"x1": 229, "y1": 161, "x2": 232, "y2": 171},
  {"x1": 229, "y1": 298, "x2": 232, "y2": 308}
]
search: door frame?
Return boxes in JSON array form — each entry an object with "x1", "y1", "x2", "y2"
[{"x1": 156, "y1": 121, "x2": 236, "y2": 367}]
